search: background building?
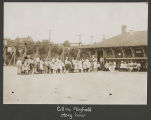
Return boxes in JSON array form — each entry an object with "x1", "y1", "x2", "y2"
[{"x1": 81, "y1": 25, "x2": 147, "y2": 70}]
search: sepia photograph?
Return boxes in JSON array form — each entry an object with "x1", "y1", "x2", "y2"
[{"x1": 3, "y1": 2, "x2": 148, "y2": 104}]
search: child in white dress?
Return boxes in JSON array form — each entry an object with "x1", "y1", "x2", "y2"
[
  {"x1": 40, "y1": 59, "x2": 44, "y2": 74},
  {"x1": 16, "y1": 59, "x2": 22, "y2": 74}
]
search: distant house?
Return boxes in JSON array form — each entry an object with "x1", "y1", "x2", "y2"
[{"x1": 81, "y1": 25, "x2": 147, "y2": 66}]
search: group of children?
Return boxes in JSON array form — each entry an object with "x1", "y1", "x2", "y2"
[
  {"x1": 119, "y1": 61, "x2": 141, "y2": 72},
  {"x1": 16, "y1": 54, "x2": 146, "y2": 74},
  {"x1": 104, "y1": 61, "x2": 143, "y2": 72},
  {"x1": 16, "y1": 55, "x2": 101, "y2": 75}
]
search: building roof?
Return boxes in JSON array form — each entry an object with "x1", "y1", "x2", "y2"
[{"x1": 82, "y1": 30, "x2": 147, "y2": 49}]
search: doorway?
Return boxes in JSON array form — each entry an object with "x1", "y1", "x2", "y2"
[{"x1": 97, "y1": 50, "x2": 103, "y2": 62}]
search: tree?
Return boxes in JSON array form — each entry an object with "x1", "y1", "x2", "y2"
[
  {"x1": 41, "y1": 39, "x2": 50, "y2": 45},
  {"x1": 63, "y1": 40, "x2": 70, "y2": 47}
]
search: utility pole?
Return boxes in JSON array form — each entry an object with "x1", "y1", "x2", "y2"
[
  {"x1": 21, "y1": 43, "x2": 27, "y2": 61},
  {"x1": 78, "y1": 34, "x2": 82, "y2": 46},
  {"x1": 76, "y1": 34, "x2": 82, "y2": 60},
  {"x1": 47, "y1": 29, "x2": 51, "y2": 59}
]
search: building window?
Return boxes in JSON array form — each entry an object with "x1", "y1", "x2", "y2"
[
  {"x1": 107, "y1": 50, "x2": 113, "y2": 58},
  {"x1": 135, "y1": 49, "x2": 143, "y2": 57},
  {"x1": 125, "y1": 48, "x2": 132, "y2": 58}
]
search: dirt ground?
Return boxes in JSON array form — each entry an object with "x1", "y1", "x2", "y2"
[{"x1": 3, "y1": 66, "x2": 147, "y2": 104}]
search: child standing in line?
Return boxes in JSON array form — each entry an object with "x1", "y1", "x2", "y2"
[
  {"x1": 40, "y1": 59, "x2": 44, "y2": 74},
  {"x1": 36, "y1": 56, "x2": 40, "y2": 73},
  {"x1": 78, "y1": 59, "x2": 83, "y2": 73},
  {"x1": 57, "y1": 59, "x2": 62, "y2": 74},
  {"x1": 86, "y1": 59, "x2": 91, "y2": 72},
  {"x1": 16, "y1": 58, "x2": 22, "y2": 74},
  {"x1": 93, "y1": 60, "x2": 98, "y2": 72},
  {"x1": 74, "y1": 60, "x2": 78, "y2": 73},
  {"x1": 97, "y1": 62, "x2": 100, "y2": 71},
  {"x1": 43, "y1": 59, "x2": 48, "y2": 74},
  {"x1": 33, "y1": 58, "x2": 37, "y2": 74},
  {"x1": 83, "y1": 60, "x2": 87, "y2": 72},
  {"x1": 24, "y1": 59, "x2": 29, "y2": 74},
  {"x1": 54, "y1": 59, "x2": 58, "y2": 74}
]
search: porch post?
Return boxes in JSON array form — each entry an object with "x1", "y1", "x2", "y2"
[
  {"x1": 130, "y1": 47, "x2": 135, "y2": 57},
  {"x1": 142, "y1": 46, "x2": 147, "y2": 57},
  {"x1": 88, "y1": 49, "x2": 92, "y2": 58},
  {"x1": 95, "y1": 49, "x2": 98, "y2": 59},
  {"x1": 111, "y1": 48, "x2": 115, "y2": 58},
  {"x1": 102, "y1": 49, "x2": 107, "y2": 64},
  {"x1": 121, "y1": 47, "x2": 126, "y2": 58}
]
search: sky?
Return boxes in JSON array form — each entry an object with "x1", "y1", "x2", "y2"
[{"x1": 4, "y1": 2, "x2": 148, "y2": 44}]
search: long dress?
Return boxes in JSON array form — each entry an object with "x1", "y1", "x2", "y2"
[
  {"x1": 16, "y1": 60, "x2": 22, "y2": 74},
  {"x1": 40, "y1": 60, "x2": 44, "y2": 71},
  {"x1": 78, "y1": 61, "x2": 83, "y2": 71}
]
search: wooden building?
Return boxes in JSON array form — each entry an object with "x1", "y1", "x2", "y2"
[{"x1": 81, "y1": 25, "x2": 147, "y2": 69}]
